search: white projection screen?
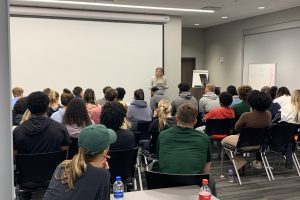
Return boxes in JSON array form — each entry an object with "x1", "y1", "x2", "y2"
[{"x1": 10, "y1": 17, "x2": 163, "y2": 103}]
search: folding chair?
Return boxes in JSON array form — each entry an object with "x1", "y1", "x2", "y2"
[
  {"x1": 67, "y1": 137, "x2": 78, "y2": 159},
  {"x1": 15, "y1": 151, "x2": 67, "y2": 198},
  {"x1": 145, "y1": 170, "x2": 209, "y2": 190},
  {"x1": 221, "y1": 127, "x2": 270, "y2": 185},
  {"x1": 205, "y1": 119, "x2": 234, "y2": 158},
  {"x1": 108, "y1": 147, "x2": 142, "y2": 191},
  {"x1": 267, "y1": 123, "x2": 300, "y2": 178}
]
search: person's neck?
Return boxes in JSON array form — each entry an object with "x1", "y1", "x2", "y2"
[{"x1": 177, "y1": 122, "x2": 194, "y2": 129}]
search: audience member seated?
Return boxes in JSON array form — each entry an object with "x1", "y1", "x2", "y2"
[
  {"x1": 261, "y1": 86, "x2": 281, "y2": 120},
  {"x1": 43, "y1": 124, "x2": 116, "y2": 200},
  {"x1": 13, "y1": 91, "x2": 70, "y2": 154},
  {"x1": 273, "y1": 86, "x2": 293, "y2": 123},
  {"x1": 127, "y1": 89, "x2": 152, "y2": 122},
  {"x1": 231, "y1": 85, "x2": 252, "y2": 121},
  {"x1": 63, "y1": 98, "x2": 93, "y2": 138},
  {"x1": 221, "y1": 90, "x2": 272, "y2": 170},
  {"x1": 47, "y1": 89, "x2": 62, "y2": 117},
  {"x1": 12, "y1": 97, "x2": 28, "y2": 126},
  {"x1": 227, "y1": 85, "x2": 241, "y2": 107},
  {"x1": 150, "y1": 86, "x2": 170, "y2": 112},
  {"x1": 116, "y1": 87, "x2": 128, "y2": 109},
  {"x1": 100, "y1": 101, "x2": 135, "y2": 150},
  {"x1": 72, "y1": 86, "x2": 83, "y2": 99},
  {"x1": 104, "y1": 88, "x2": 118, "y2": 103},
  {"x1": 51, "y1": 89, "x2": 74, "y2": 123},
  {"x1": 171, "y1": 83, "x2": 198, "y2": 116},
  {"x1": 84, "y1": 88, "x2": 101, "y2": 124},
  {"x1": 147, "y1": 99, "x2": 176, "y2": 152},
  {"x1": 11, "y1": 87, "x2": 24, "y2": 108},
  {"x1": 97, "y1": 86, "x2": 111, "y2": 106},
  {"x1": 199, "y1": 83, "x2": 220, "y2": 117},
  {"x1": 43, "y1": 88, "x2": 51, "y2": 97}
]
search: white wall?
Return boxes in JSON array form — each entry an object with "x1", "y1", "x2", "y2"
[
  {"x1": 164, "y1": 16, "x2": 182, "y2": 101},
  {"x1": 0, "y1": 0, "x2": 13, "y2": 199},
  {"x1": 204, "y1": 6, "x2": 300, "y2": 90},
  {"x1": 182, "y1": 28, "x2": 204, "y2": 69}
]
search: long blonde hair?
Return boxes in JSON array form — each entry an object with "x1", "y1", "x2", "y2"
[
  {"x1": 291, "y1": 89, "x2": 300, "y2": 123},
  {"x1": 157, "y1": 99, "x2": 171, "y2": 131},
  {"x1": 57, "y1": 147, "x2": 97, "y2": 190},
  {"x1": 49, "y1": 89, "x2": 59, "y2": 105}
]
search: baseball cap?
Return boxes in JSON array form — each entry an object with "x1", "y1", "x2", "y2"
[{"x1": 78, "y1": 124, "x2": 117, "y2": 156}]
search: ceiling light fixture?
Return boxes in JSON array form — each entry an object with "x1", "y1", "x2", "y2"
[
  {"x1": 12, "y1": 0, "x2": 215, "y2": 13},
  {"x1": 222, "y1": 16, "x2": 228, "y2": 19},
  {"x1": 194, "y1": 23, "x2": 200, "y2": 26},
  {"x1": 258, "y1": 6, "x2": 265, "y2": 9}
]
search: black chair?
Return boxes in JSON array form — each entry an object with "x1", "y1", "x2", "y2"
[
  {"x1": 108, "y1": 147, "x2": 141, "y2": 191},
  {"x1": 267, "y1": 123, "x2": 300, "y2": 178},
  {"x1": 15, "y1": 151, "x2": 67, "y2": 198},
  {"x1": 205, "y1": 119, "x2": 234, "y2": 158},
  {"x1": 67, "y1": 137, "x2": 78, "y2": 159},
  {"x1": 221, "y1": 127, "x2": 270, "y2": 185},
  {"x1": 145, "y1": 170, "x2": 209, "y2": 190},
  {"x1": 131, "y1": 121, "x2": 151, "y2": 146}
]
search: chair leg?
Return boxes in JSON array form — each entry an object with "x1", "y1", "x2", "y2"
[
  {"x1": 143, "y1": 155, "x2": 149, "y2": 171},
  {"x1": 229, "y1": 150, "x2": 242, "y2": 185},
  {"x1": 220, "y1": 148, "x2": 224, "y2": 176},
  {"x1": 136, "y1": 157, "x2": 143, "y2": 191},
  {"x1": 133, "y1": 177, "x2": 137, "y2": 191},
  {"x1": 260, "y1": 152, "x2": 272, "y2": 181},
  {"x1": 263, "y1": 152, "x2": 274, "y2": 181},
  {"x1": 292, "y1": 153, "x2": 300, "y2": 176}
]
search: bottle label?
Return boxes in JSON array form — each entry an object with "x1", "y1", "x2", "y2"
[
  {"x1": 114, "y1": 190, "x2": 124, "y2": 199},
  {"x1": 199, "y1": 193, "x2": 211, "y2": 200}
]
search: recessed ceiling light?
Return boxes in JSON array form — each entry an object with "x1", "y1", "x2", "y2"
[
  {"x1": 222, "y1": 16, "x2": 228, "y2": 19},
  {"x1": 14, "y1": 0, "x2": 215, "y2": 13},
  {"x1": 258, "y1": 6, "x2": 265, "y2": 9},
  {"x1": 194, "y1": 23, "x2": 200, "y2": 26}
]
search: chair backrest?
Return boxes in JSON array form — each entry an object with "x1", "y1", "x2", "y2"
[
  {"x1": 236, "y1": 127, "x2": 269, "y2": 149},
  {"x1": 135, "y1": 121, "x2": 151, "y2": 141},
  {"x1": 268, "y1": 123, "x2": 299, "y2": 146},
  {"x1": 205, "y1": 119, "x2": 234, "y2": 136},
  {"x1": 108, "y1": 147, "x2": 138, "y2": 184},
  {"x1": 15, "y1": 150, "x2": 67, "y2": 187},
  {"x1": 145, "y1": 171, "x2": 209, "y2": 190},
  {"x1": 67, "y1": 137, "x2": 78, "y2": 159},
  {"x1": 150, "y1": 129, "x2": 160, "y2": 154}
]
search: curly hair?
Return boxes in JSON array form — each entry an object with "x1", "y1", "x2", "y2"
[
  {"x1": 100, "y1": 101, "x2": 127, "y2": 131},
  {"x1": 237, "y1": 85, "x2": 253, "y2": 101},
  {"x1": 247, "y1": 90, "x2": 272, "y2": 111},
  {"x1": 63, "y1": 98, "x2": 92, "y2": 127}
]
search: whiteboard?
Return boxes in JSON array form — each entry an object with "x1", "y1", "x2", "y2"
[
  {"x1": 248, "y1": 63, "x2": 276, "y2": 90},
  {"x1": 10, "y1": 17, "x2": 163, "y2": 103}
]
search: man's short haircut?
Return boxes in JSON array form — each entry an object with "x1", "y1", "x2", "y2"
[
  {"x1": 177, "y1": 103, "x2": 198, "y2": 124},
  {"x1": 72, "y1": 86, "x2": 83, "y2": 96},
  {"x1": 261, "y1": 86, "x2": 271, "y2": 94},
  {"x1": 61, "y1": 89, "x2": 75, "y2": 106},
  {"x1": 27, "y1": 91, "x2": 50, "y2": 115},
  {"x1": 103, "y1": 86, "x2": 112, "y2": 95},
  {"x1": 237, "y1": 85, "x2": 253, "y2": 101},
  {"x1": 205, "y1": 83, "x2": 215, "y2": 92},
  {"x1": 219, "y1": 92, "x2": 233, "y2": 107},
  {"x1": 12, "y1": 87, "x2": 24, "y2": 97},
  {"x1": 151, "y1": 86, "x2": 159, "y2": 93},
  {"x1": 269, "y1": 86, "x2": 278, "y2": 100},
  {"x1": 226, "y1": 85, "x2": 238, "y2": 96},
  {"x1": 247, "y1": 90, "x2": 272, "y2": 111},
  {"x1": 177, "y1": 83, "x2": 190, "y2": 93},
  {"x1": 277, "y1": 86, "x2": 290, "y2": 97},
  {"x1": 116, "y1": 87, "x2": 126, "y2": 100},
  {"x1": 105, "y1": 88, "x2": 118, "y2": 101},
  {"x1": 43, "y1": 88, "x2": 51, "y2": 97},
  {"x1": 134, "y1": 89, "x2": 144, "y2": 100},
  {"x1": 100, "y1": 101, "x2": 127, "y2": 131}
]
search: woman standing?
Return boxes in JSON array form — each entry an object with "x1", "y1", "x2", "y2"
[{"x1": 150, "y1": 67, "x2": 168, "y2": 93}]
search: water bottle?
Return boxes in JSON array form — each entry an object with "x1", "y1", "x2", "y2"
[
  {"x1": 198, "y1": 179, "x2": 211, "y2": 200},
  {"x1": 113, "y1": 176, "x2": 124, "y2": 200},
  {"x1": 228, "y1": 168, "x2": 234, "y2": 183}
]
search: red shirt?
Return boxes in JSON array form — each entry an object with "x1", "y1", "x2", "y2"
[{"x1": 204, "y1": 107, "x2": 235, "y2": 121}]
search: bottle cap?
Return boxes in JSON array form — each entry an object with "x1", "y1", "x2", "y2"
[
  {"x1": 116, "y1": 176, "x2": 121, "y2": 181},
  {"x1": 202, "y1": 179, "x2": 208, "y2": 185}
]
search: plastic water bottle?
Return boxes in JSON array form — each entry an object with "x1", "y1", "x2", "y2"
[
  {"x1": 199, "y1": 179, "x2": 211, "y2": 200},
  {"x1": 228, "y1": 168, "x2": 234, "y2": 183},
  {"x1": 113, "y1": 176, "x2": 124, "y2": 200}
]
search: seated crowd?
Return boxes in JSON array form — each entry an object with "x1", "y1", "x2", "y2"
[{"x1": 11, "y1": 82, "x2": 300, "y2": 199}]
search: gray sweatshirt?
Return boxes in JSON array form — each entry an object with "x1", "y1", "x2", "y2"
[
  {"x1": 171, "y1": 92, "x2": 198, "y2": 116},
  {"x1": 199, "y1": 92, "x2": 220, "y2": 114},
  {"x1": 150, "y1": 90, "x2": 170, "y2": 111}
]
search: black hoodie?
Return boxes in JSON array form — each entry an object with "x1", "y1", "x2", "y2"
[{"x1": 13, "y1": 115, "x2": 70, "y2": 154}]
